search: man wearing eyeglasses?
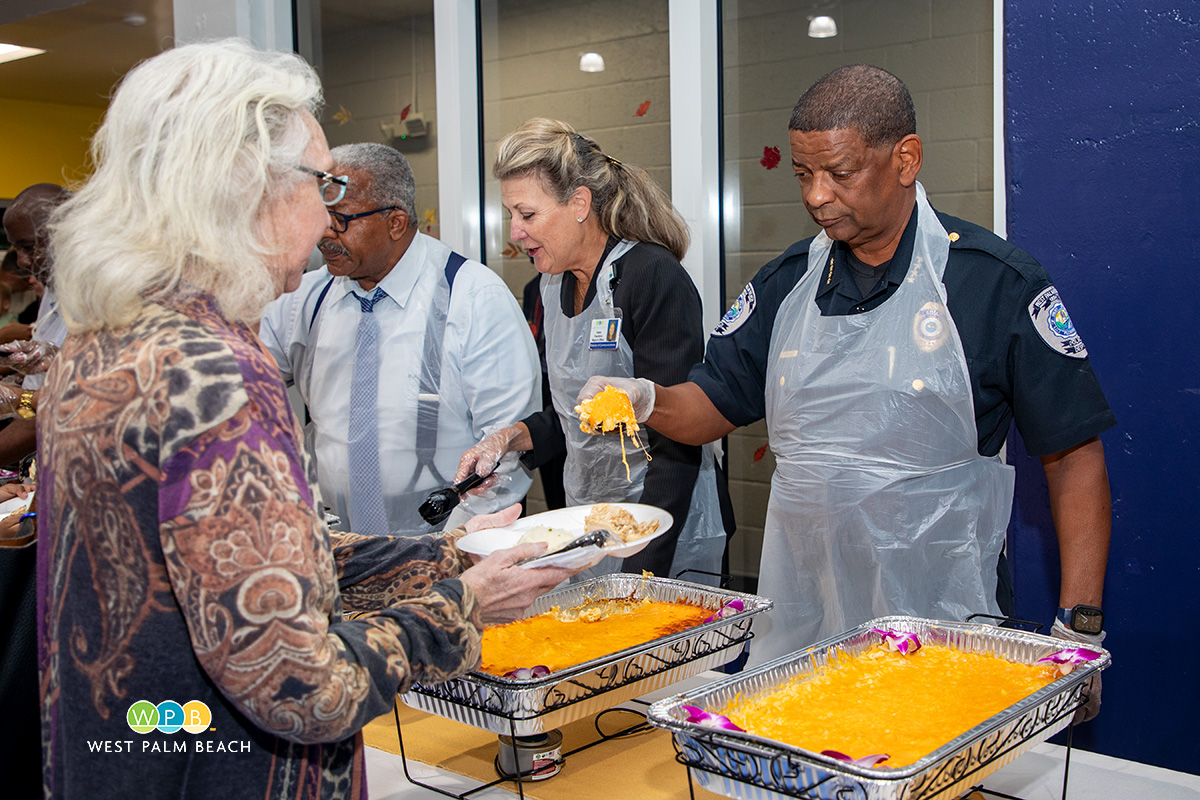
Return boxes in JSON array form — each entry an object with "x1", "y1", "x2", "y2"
[{"x1": 260, "y1": 142, "x2": 540, "y2": 536}]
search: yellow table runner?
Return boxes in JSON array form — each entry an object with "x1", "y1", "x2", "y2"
[{"x1": 363, "y1": 700, "x2": 718, "y2": 800}]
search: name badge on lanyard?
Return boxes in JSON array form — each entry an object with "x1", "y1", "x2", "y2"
[{"x1": 589, "y1": 317, "x2": 621, "y2": 350}]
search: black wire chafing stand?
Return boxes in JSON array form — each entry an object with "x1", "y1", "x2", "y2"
[
  {"x1": 668, "y1": 614, "x2": 1092, "y2": 800},
  {"x1": 391, "y1": 589, "x2": 759, "y2": 798}
]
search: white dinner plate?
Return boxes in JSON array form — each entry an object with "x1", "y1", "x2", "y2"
[
  {"x1": 0, "y1": 492, "x2": 34, "y2": 518},
  {"x1": 456, "y1": 503, "x2": 673, "y2": 569}
]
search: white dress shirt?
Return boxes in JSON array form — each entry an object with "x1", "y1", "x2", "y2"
[{"x1": 260, "y1": 233, "x2": 540, "y2": 535}]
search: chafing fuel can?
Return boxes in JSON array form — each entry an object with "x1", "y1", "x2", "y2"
[{"x1": 497, "y1": 730, "x2": 563, "y2": 780}]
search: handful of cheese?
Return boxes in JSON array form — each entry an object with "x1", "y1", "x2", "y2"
[{"x1": 575, "y1": 385, "x2": 649, "y2": 480}]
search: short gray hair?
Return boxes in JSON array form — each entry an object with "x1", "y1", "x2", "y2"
[
  {"x1": 789, "y1": 64, "x2": 915, "y2": 148},
  {"x1": 331, "y1": 143, "x2": 416, "y2": 219},
  {"x1": 50, "y1": 38, "x2": 323, "y2": 330}
]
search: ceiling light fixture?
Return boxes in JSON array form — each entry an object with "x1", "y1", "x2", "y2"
[
  {"x1": 0, "y1": 44, "x2": 46, "y2": 65},
  {"x1": 808, "y1": 15, "x2": 838, "y2": 38},
  {"x1": 579, "y1": 52, "x2": 605, "y2": 73}
]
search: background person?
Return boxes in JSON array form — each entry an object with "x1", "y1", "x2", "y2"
[
  {"x1": 580, "y1": 65, "x2": 1113, "y2": 723},
  {"x1": 0, "y1": 249, "x2": 39, "y2": 328},
  {"x1": 38, "y1": 39, "x2": 575, "y2": 800},
  {"x1": 0, "y1": 185, "x2": 72, "y2": 472},
  {"x1": 260, "y1": 142, "x2": 540, "y2": 537},
  {"x1": 456, "y1": 118, "x2": 732, "y2": 583}
]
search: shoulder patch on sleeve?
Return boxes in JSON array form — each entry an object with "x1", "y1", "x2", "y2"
[
  {"x1": 712, "y1": 283, "x2": 756, "y2": 337},
  {"x1": 1028, "y1": 285, "x2": 1088, "y2": 358}
]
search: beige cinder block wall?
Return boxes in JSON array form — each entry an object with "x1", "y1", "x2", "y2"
[{"x1": 721, "y1": 0, "x2": 993, "y2": 585}]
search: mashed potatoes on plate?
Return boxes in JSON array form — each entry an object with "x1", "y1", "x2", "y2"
[{"x1": 516, "y1": 525, "x2": 577, "y2": 550}]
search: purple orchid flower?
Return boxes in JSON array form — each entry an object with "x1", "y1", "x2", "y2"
[
  {"x1": 703, "y1": 599, "x2": 745, "y2": 624},
  {"x1": 821, "y1": 750, "x2": 890, "y2": 768},
  {"x1": 504, "y1": 665, "x2": 551, "y2": 679},
  {"x1": 1037, "y1": 648, "x2": 1101, "y2": 676},
  {"x1": 871, "y1": 628, "x2": 921, "y2": 655},
  {"x1": 681, "y1": 705, "x2": 744, "y2": 732}
]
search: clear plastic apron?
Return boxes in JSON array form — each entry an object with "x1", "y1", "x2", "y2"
[
  {"x1": 542, "y1": 240, "x2": 725, "y2": 583},
  {"x1": 753, "y1": 183, "x2": 1015, "y2": 665},
  {"x1": 298, "y1": 266, "x2": 472, "y2": 536}
]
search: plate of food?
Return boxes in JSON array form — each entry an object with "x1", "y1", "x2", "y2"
[
  {"x1": 456, "y1": 502, "x2": 673, "y2": 569},
  {"x1": 0, "y1": 493, "x2": 34, "y2": 519}
]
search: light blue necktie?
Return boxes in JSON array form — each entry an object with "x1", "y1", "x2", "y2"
[{"x1": 348, "y1": 287, "x2": 390, "y2": 534}]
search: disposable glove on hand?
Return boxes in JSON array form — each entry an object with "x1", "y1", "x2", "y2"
[
  {"x1": 576, "y1": 376, "x2": 656, "y2": 423},
  {"x1": 1051, "y1": 618, "x2": 1106, "y2": 724},
  {"x1": 0, "y1": 340, "x2": 58, "y2": 375},
  {"x1": 454, "y1": 424, "x2": 525, "y2": 490},
  {"x1": 0, "y1": 382, "x2": 22, "y2": 419}
]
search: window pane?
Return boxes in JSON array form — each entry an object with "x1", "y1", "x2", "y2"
[
  {"x1": 480, "y1": 0, "x2": 672, "y2": 297},
  {"x1": 308, "y1": 1, "x2": 441, "y2": 238},
  {"x1": 721, "y1": 0, "x2": 994, "y2": 584}
]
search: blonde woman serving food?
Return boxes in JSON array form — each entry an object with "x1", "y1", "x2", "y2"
[{"x1": 456, "y1": 118, "x2": 730, "y2": 582}]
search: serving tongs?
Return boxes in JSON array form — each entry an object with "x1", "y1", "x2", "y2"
[
  {"x1": 418, "y1": 471, "x2": 494, "y2": 526},
  {"x1": 515, "y1": 527, "x2": 621, "y2": 567}
]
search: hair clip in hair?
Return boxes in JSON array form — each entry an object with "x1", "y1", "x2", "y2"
[{"x1": 605, "y1": 155, "x2": 624, "y2": 168}]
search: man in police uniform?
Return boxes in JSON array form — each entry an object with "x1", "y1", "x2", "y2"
[
  {"x1": 261, "y1": 143, "x2": 539, "y2": 536},
  {"x1": 582, "y1": 65, "x2": 1113, "y2": 720}
]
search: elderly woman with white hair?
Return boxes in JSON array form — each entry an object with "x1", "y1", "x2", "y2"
[{"x1": 37, "y1": 39, "x2": 575, "y2": 799}]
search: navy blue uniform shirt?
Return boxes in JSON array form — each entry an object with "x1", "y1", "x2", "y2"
[{"x1": 690, "y1": 208, "x2": 1116, "y2": 458}]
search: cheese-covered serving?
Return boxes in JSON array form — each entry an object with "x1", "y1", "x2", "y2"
[
  {"x1": 480, "y1": 597, "x2": 712, "y2": 676},
  {"x1": 574, "y1": 385, "x2": 649, "y2": 480},
  {"x1": 718, "y1": 645, "x2": 1059, "y2": 767}
]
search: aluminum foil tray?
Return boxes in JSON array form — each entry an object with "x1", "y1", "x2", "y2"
[
  {"x1": 647, "y1": 615, "x2": 1111, "y2": 800},
  {"x1": 401, "y1": 574, "x2": 772, "y2": 735}
]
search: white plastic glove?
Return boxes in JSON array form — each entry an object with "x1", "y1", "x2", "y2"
[
  {"x1": 1050, "y1": 618, "x2": 1106, "y2": 724},
  {"x1": 0, "y1": 340, "x2": 58, "y2": 375},
  {"x1": 0, "y1": 382, "x2": 23, "y2": 419},
  {"x1": 576, "y1": 376, "x2": 656, "y2": 423},
  {"x1": 454, "y1": 424, "x2": 526, "y2": 490}
]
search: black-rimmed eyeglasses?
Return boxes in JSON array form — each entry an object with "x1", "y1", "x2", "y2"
[
  {"x1": 295, "y1": 164, "x2": 349, "y2": 206},
  {"x1": 327, "y1": 206, "x2": 401, "y2": 233}
]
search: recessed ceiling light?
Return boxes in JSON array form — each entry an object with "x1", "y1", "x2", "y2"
[
  {"x1": 579, "y1": 52, "x2": 605, "y2": 73},
  {"x1": 808, "y1": 15, "x2": 837, "y2": 38},
  {"x1": 0, "y1": 44, "x2": 46, "y2": 65}
]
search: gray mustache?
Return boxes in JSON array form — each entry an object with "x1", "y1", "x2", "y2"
[{"x1": 319, "y1": 240, "x2": 349, "y2": 257}]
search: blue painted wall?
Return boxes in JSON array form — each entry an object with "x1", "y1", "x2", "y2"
[{"x1": 1005, "y1": 2, "x2": 1200, "y2": 774}]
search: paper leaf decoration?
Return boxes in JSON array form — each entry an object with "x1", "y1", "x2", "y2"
[
  {"x1": 423, "y1": 208, "x2": 437, "y2": 232},
  {"x1": 502, "y1": 242, "x2": 522, "y2": 259},
  {"x1": 401, "y1": 104, "x2": 412, "y2": 121},
  {"x1": 761, "y1": 146, "x2": 781, "y2": 170},
  {"x1": 635, "y1": 100, "x2": 651, "y2": 117},
  {"x1": 333, "y1": 105, "x2": 353, "y2": 126},
  {"x1": 753, "y1": 444, "x2": 769, "y2": 462}
]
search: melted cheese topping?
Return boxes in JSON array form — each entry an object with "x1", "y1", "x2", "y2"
[
  {"x1": 481, "y1": 599, "x2": 712, "y2": 676},
  {"x1": 719, "y1": 645, "x2": 1058, "y2": 768},
  {"x1": 574, "y1": 386, "x2": 649, "y2": 481}
]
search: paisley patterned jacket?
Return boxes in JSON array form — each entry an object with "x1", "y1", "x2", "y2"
[{"x1": 36, "y1": 291, "x2": 482, "y2": 799}]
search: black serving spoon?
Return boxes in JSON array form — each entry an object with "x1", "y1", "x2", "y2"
[{"x1": 418, "y1": 471, "x2": 493, "y2": 526}]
